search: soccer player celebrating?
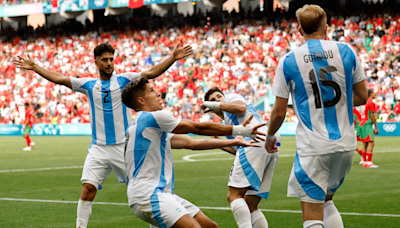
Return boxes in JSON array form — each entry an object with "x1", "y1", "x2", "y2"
[
  {"x1": 264, "y1": 5, "x2": 368, "y2": 228},
  {"x1": 13, "y1": 43, "x2": 192, "y2": 228},
  {"x1": 121, "y1": 77, "x2": 266, "y2": 228},
  {"x1": 22, "y1": 102, "x2": 35, "y2": 151},
  {"x1": 202, "y1": 87, "x2": 278, "y2": 228},
  {"x1": 359, "y1": 89, "x2": 380, "y2": 168}
]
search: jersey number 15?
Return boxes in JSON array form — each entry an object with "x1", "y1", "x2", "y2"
[{"x1": 309, "y1": 66, "x2": 341, "y2": 109}]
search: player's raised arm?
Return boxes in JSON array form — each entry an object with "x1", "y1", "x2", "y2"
[
  {"x1": 170, "y1": 134, "x2": 261, "y2": 151},
  {"x1": 202, "y1": 100, "x2": 246, "y2": 115},
  {"x1": 172, "y1": 114, "x2": 266, "y2": 139},
  {"x1": 141, "y1": 43, "x2": 192, "y2": 79},
  {"x1": 13, "y1": 55, "x2": 72, "y2": 89},
  {"x1": 202, "y1": 88, "x2": 247, "y2": 115}
]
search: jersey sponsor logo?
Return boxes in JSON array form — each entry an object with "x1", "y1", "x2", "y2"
[
  {"x1": 303, "y1": 50, "x2": 334, "y2": 63},
  {"x1": 383, "y1": 124, "x2": 397, "y2": 132}
]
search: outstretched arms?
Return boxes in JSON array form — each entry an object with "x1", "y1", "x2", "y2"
[
  {"x1": 171, "y1": 115, "x2": 266, "y2": 139},
  {"x1": 170, "y1": 134, "x2": 260, "y2": 152},
  {"x1": 141, "y1": 44, "x2": 192, "y2": 79},
  {"x1": 13, "y1": 55, "x2": 72, "y2": 89},
  {"x1": 202, "y1": 101, "x2": 247, "y2": 115}
]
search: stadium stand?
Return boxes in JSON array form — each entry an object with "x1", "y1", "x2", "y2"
[{"x1": 1, "y1": 4, "x2": 400, "y2": 125}]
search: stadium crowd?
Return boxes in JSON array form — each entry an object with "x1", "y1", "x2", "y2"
[{"x1": 1, "y1": 5, "x2": 400, "y2": 125}]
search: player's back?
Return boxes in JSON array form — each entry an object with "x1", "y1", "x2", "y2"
[{"x1": 273, "y1": 39, "x2": 365, "y2": 155}]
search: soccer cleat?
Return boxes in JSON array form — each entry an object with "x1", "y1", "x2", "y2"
[
  {"x1": 30, "y1": 142, "x2": 35, "y2": 148},
  {"x1": 359, "y1": 158, "x2": 364, "y2": 165},
  {"x1": 23, "y1": 146, "x2": 31, "y2": 151},
  {"x1": 368, "y1": 164, "x2": 380, "y2": 168},
  {"x1": 362, "y1": 163, "x2": 380, "y2": 168}
]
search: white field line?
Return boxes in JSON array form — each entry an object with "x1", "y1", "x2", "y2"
[
  {"x1": 0, "y1": 166, "x2": 83, "y2": 173},
  {"x1": 0, "y1": 198, "x2": 399, "y2": 218},
  {"x1": 1, "y1": 149, "x2": 399, "y2": 173}
]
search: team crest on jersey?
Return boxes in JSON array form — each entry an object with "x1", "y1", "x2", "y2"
[{"x1": 95, "y1": 86, "x2": 100, "y2": 90}]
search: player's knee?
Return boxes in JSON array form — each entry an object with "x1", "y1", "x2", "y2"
[
  {"x1": 82, "y1": 183, "x2": 97, "y2": 193},
  {"x1": 325, "y1": 195, "x2": 333, "y2": 202},
  {"x1": 226, "y1": 192, "x2": 236, "y2": 203},
  {"x1": 247, "y1": 204, "x2": 258, "y2": 213}
]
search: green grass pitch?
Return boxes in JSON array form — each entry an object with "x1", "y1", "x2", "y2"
[{"x1": 0, "y1": 136, "x2": 399, "y2": 227}]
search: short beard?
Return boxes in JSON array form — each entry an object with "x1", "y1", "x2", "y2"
[{"x1": 99, "y1": 69, "x2": 113, "y2": 77}]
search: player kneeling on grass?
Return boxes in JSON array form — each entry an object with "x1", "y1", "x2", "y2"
[
  {"x1": 202, "y1": 87, "x2": 278, "y2": 228},
  {"x1": 121, "y1": 77, "x2": 266, "y2": 228}
]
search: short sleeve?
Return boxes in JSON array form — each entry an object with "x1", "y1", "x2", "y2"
[
  {"x1": 71, "y1": 77, "x2": 96, "y2": 94},
  {"x1": 152, "y1": 111, "x2": 181, "y2": 133},
  {"x1": 272, "y1": 55, "x2": 290, "y2": 99},
  {"x1": 347, "y1": 45, "x2": 367, "y2": 84},
  {"x1": 225, "y1": 94, "x2": 247, "y2": 104},
  {"x1": 120, "y1": 72, "x2": 142, "y2": 82}
]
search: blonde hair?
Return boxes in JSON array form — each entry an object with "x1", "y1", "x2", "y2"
[{"x1": 296, "y1": 4, "x2": 327, "y2": 35}]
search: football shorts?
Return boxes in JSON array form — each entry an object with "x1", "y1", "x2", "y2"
[
  {"x1": 80, "y1": 143, "x2": 126, "y2": 189},
  {"x1": 287, "y1": 151, "x2": 355, "y2": 204},
  {"x1": 228, "y1": 146, "x2": 279, "y2": 199},
  {"x1": 130, "y1": 192, "x2": 200, "y2": 228},
  {"x1": 23, "y1": 125, "x2": 31, "y2": 137}
]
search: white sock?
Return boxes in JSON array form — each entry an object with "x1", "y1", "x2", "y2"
[
  {"x1": 323, "y1": 200, "x2": 343, "y2": 228},
  {"x1": 251, "y1": 209, "x2": 268, "y2": 228},
  {"x1": 303, "y1": 220, "x2": 324, "y2": 228},
  {"x1": 230, "y1": 198, "x2": 252, "y2": 228},
  {"x1": 76, "y1": 199, "x2": 93, "y2": 228}
]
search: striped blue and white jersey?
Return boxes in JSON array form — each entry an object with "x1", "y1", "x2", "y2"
[
  {"x1": 272, "y1": 39, "x2": 366, "y2": 155},
  {"x1": 71, "y1": 72, "x2": 141, "y2": 145},
  {"x1": 125, "y1": 110, "x2": 181, "y2": 206},
  {"x1": 223, "y1": 93, "x2": 267, "y2": 138}
]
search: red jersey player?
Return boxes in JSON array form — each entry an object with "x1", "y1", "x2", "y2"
[{"x1": 22, "y1": 102, "x2": 35, "y2": 151}]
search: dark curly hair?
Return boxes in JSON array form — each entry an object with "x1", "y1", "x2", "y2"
[
  {"x1": 94, "y1": 43, "x2": 115, "y2": 59},
  {"x1": 121, "y1": 77, "x2": 149, "y2": 110},
  {"x1": 204, "y1": 87, "x2": 224, "y2": 102}
]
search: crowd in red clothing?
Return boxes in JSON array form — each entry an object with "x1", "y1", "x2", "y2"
[{"x1": 1, "y1": 5, "x2": 400, "y2": 125}]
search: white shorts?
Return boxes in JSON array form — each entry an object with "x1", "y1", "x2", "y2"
[
  {"x1": 130, "y1": 193, "x2": 200, "y2": 228},
  {"x1": 287, "y1": 151, "x2": 355, "y2": 204},
  {"x1": 228, "y1": 146, "x2": 279, "y2": 199},
  {"x1": 81, "y1": 143, "x2": 126, "y2": 189}
]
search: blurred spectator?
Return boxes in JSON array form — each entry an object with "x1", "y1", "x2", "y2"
[{"x1": 1, "y1": 1, "x2": 400, "y2": 123}]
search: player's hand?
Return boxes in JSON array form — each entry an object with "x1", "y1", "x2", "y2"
[
  {"x1": 13, "y1": 55, "x2": 35, "y2": 70},
  {"x1": 374, "y1": 128, "x2": 379, "y2": 135},
  {"x1": 265, "y1": 136, "x2": 279, "y2": 153},
  {"x1": 231, "y1": 139, "x2": 262, "y2": 148},
  {"x1": 172, "y1": 43, "x2": 193, "y2": 60},
  {"x1": 201, "y1": 101, "x2": 220, "y2": 113},
  {"x1": 22, "y1": 126, "x2": 25, "y2": 131},
  {"x1": 243, "y1": 114, "x2": 266, "y2": 137}
]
